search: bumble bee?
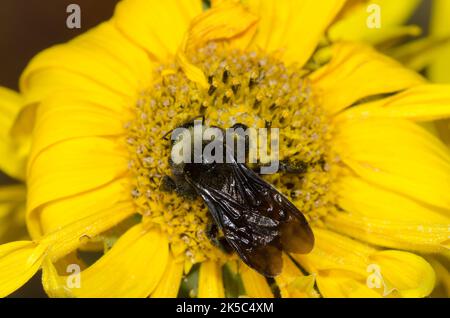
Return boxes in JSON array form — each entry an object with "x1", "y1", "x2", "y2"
[{"x1": 162, "y1": 120, "x2": 314, "y2": 277}]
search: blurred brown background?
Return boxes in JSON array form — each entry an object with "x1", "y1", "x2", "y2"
[
  {"x1": 0, "y1": 0, "x2": 431, "y2": 90},
  {"x1": 0, "y1": 0, "x2": 120, "y2": 90},
  {"x1": 0, "y1": 0, "x2": 121, "y2": 185},
  {"x1": 1, "y1": 0, "x2": 119, "y2": 297}
]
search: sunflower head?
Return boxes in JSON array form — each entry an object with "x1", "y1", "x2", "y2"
[
  {"x1": 0, "y1": 0, "x2": 449, "y2": 298},
  {"x1": 126, "y1": 41, "x2": 334, "y2": 266}
]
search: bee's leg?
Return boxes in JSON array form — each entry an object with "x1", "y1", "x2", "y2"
[
  {"x1": 206, "y1": 223, "x2": 222, "y2": 247},
  {"x1": 231, "y1": 123, "x2": 249, "y2": 131},
  {"x1": 160, "y1": 175, "x2": 177, "y2": 192},
  {"x1": 179, "y1": 115, "x2": 205, "y2": 129},
  {"x1": 279, "y1": 157, "x2": 327, "y2": 174},
  {"x1": 206, "y1": 222, "x2": 219, "y2": 244},
  {"x1": 230, "y1": 123, "x2": 305, "y2": 174},
  {"x1": 206, "y1": 223, "x2": 233, "y2": 254},
  {"x1": 175, "y1": 181, "x2": 197, "y2": 199},
  {"x1": 160, "y1": 175, "x2": 197, "y2": 199},
  {"x1": 230, "y1": 123, "x2": 250, "y2": 163},
  {"x1": 278, "y1": 159, "x2": 308, "y2": 174},
  {"x1": 265, "y1": 277, "x2": 282, "y2": 298},
  {"x1": 249, "y1": 159, "x2": 308, "y2": 175}
]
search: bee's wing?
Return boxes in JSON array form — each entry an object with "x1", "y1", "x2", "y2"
[{"x1": 185, "y1": 161, "x2": 314, "y2": 277}]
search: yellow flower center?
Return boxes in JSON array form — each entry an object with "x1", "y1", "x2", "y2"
[{"x1": 126, "y1": 43, "x2": 334, "y2": 264}]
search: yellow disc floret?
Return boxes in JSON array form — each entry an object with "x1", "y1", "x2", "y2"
[{"x1": 126, "y1": 43, "x2": 334, "y2": 264}]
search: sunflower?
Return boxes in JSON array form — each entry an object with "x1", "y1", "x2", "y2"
[
  {"x1": 330, "y1": 0, "x2": 423, "y2": 45},
  {"x1": 428, "y1": 0, "x2": 450, "y2": 149},
  {"x1": 426, "y1": 0, "x2": 450, "y2": 296},
  {"x1": 0, "y1": 87, "x2": 28, "y2": 244},
  {"x1": 0, "y1": 0, "x2": 449, "y2": 298}
]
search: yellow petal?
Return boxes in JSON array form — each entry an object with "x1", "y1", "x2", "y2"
[
  {"x1": 332, "y1": 117, "x2": 450, "y2": 211},
  {"x1": 371, "y1": 250, "x2": 435, "y2": 298},
  {"x1": 0, "y1": 194, "x2": 134, "y2": 297},
  {"x1": 20, "y1": 22, "x2": 153, "y2": 106},
  {"x1": 38, "y1": 202, "x2": 135, "y2": 262},
  {"x1": 178, "y1": 2, "x2": 258, "y2": 87},
  {"x1": 311, "y1": 42, "x2": 424, "y2": 115},
  {"x1": 176, "y1": 38, "x2": 209, "y2": 89},
  {"x1": 27, "y1": 137, "x2": 128, "y2": 216},
  {"x1": 240, "y1": 262, "x2": 273, "y2": 298},
  {"x1": 29, "y1": 90, "x2": 130, "y2": 165},
  {"x1": 276, "y1": 254, "x2": 319, "y2": 298},
  {"x1": 388, "y1": 36, "x2": 450, "y2": 72},
  {"x1": 428, "y1": 257, "x2": 450, "y2": 297},
  {"x1": 326, "y1": 176, "x2": 450, "y2": 253},
  {"x1": 0, "y1": 87, "x2": 28, "y2": 180},
  {"x1": 360, "y1": 25, "x2": 422, "y2": 48},
  {"x1": 41, "y1": 257, "x2": 74, "y2": 298},
  {"x1": 198, "y1": 260, "x2": 225, "y2": 298},
  {"x1": 113, "y1": 0, "x2": 202, "y2": 61},
  {"x1": 330, "y1": 0, "x2": 422, "y2": 44},
  {"x1": 339, "y1": 84, "x2": 450, "y2": 122},
  {"x1": 0, "y1": 87, "x2": 22, "y2": 129},
  {"x1": 296, "y1": 228, "x2": 373, "y2": 276},
  {"x1": 186, "y1": 1, "x2": 258, "y2": 52},
  {"x1": 16, "y1": 22, "x2": 152, "y2": 170},
  {"x1": 35, "y1": 178, "x2": 131, "y2": 238},
  {"x1": 326, "y1": 212, "x2": 449, "y2": 254},
  {"x1": 429, "y1": 0, "x2": 450, "y2": 83},
  {"x1": 42, "y1": 225, "x2": 169, "y2": 297},
  {"x1": 0, "y1": 241, "x2": 46, "y2": 297},
  {"x1": 151, "y1": 254, "x2": 184, "y2": 298},
  {"x1": 425, "y1": 0, "x2": 450, "y2": 147},
  {"x1": 37, "y1": 178, "x2": 131, "y2": 237},
  {"x1": 315, "y1": 271, "x2": 382, "y2": 298},
  {"x1": 428, "y1": 0, "x2": 450, "y2": 145},
  {"x1": 0, "y1": 184, "x2": 27, "y2": 243},
  {"x1": 29, "y1": 91, "x2": 131, "y2": 174},
  {"x1": 0, "y1": 184, "x2": 26, "y2": 206},
  {"x1": 294, "y1": 228, "x2": 435, "y2": 298},
  {"x1": 247, "y1": 0, "x2": 345, "y2": 67}
]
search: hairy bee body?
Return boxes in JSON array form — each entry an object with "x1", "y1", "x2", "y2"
[{"x1": 165, "y1": 122, "x2": 314, "y2": 277}]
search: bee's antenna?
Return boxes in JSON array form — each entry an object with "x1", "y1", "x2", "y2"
[
  {"x1": 190, "y1": 114, "x2": 205, "y2": 124},
  {"x1": 162, "y1": 129, "x2": 174, "y2": 141},
  {"x1": 162, "y1": 115, "x2": 207, "y2": 140}
]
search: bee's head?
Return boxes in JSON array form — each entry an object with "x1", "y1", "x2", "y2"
[
  {"x1": 169, "y1": 124, "x2": 195, "y2": 172},
  {"x1": 168, "y1": 119, "x2": 226, "y2": 171}
]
